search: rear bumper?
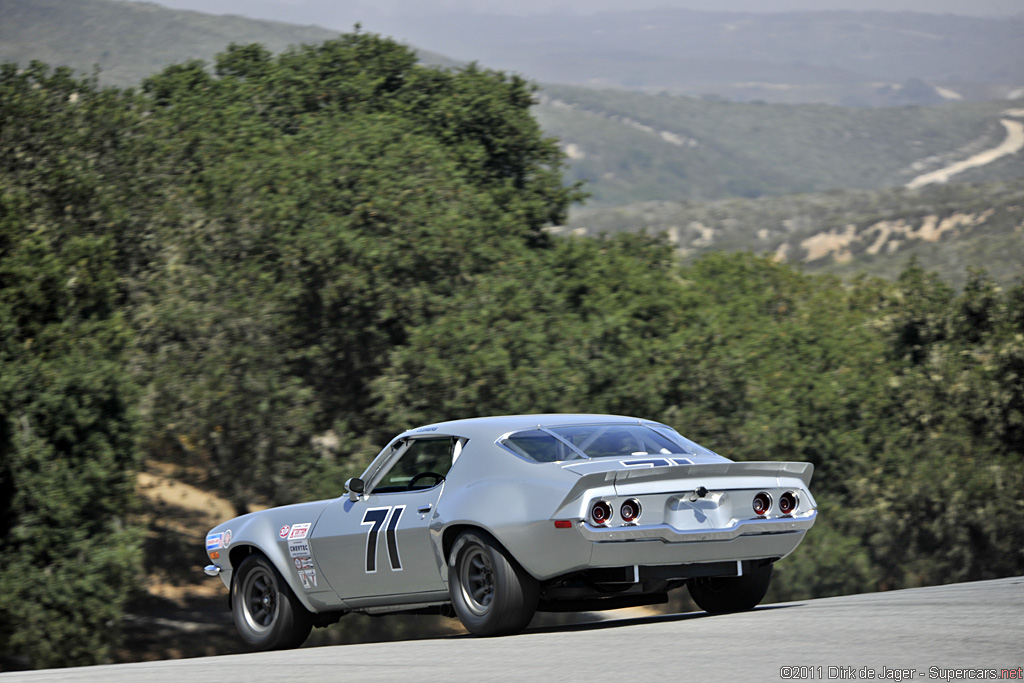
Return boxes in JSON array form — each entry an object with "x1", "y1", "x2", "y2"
[{"x1": 580, "y1": 510, "x2": 817, "y2": 568}]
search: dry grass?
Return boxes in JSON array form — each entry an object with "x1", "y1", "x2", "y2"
[{"x1": 118, "y1": 460, "x2": 244, "y2": 661}]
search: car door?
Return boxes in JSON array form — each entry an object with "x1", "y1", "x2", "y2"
[{"x1": 311, "y1": 437, "x2": 456, "y2": 603}]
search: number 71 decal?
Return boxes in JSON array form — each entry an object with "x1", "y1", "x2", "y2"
[{"x1": 361, "y1": 506, "x2": 405, "y2": 573}]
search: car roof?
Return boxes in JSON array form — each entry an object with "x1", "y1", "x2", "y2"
[{"x1": 396, "y1": 414, "x2": 667, "y2": 442}]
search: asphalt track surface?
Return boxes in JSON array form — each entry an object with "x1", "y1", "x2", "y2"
[{"x1": 4, "y1": 577, "x2": 1022, "y2": 682}]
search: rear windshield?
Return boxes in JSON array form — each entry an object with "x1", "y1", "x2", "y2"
[
  {"x1": 549, "y1": 424, "x2": 685, "y2": 458},
  {"x1": 500, "y1": 423, "x2": 710, "y2": 462}
]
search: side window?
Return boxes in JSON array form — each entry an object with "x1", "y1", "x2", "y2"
[
  {"x1": 372, "y1": 438, "x2": 455, "y2": 493},
  {"x1": 501, "y1": 430, "x2": 577, "y2": 462}
]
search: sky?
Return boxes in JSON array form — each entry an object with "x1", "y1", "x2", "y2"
[
  {"x1": 357, "y1": 0, "x2": 1023, "y2": 14},
  {"x1": 144, "y1": 0, "x2": 1024, "y2": 21}
]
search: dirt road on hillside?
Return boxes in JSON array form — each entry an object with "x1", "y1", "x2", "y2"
[{"x1": 907, "y1": 109, "x2": 1024, "y2": 188}]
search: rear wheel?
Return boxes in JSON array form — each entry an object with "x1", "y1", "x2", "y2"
[
  {"x1": 688, "y1": 562, "x2": 773, "y2": 614},
  {"x1": 231, "y1": 553, "x2": 312, "y2": 650},
  {"x1": 448, "y1": 531, "x2": 538, "y2": 636}
]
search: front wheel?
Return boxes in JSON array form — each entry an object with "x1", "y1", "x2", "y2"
[
  {"x1": 688, "y1": 562, "x2": 773, "y2": 614},
  {"x1": 448, "y1": 531, "x2": 538, "y2": 636},
  {"x1": 231, "y1": 553, "x2": 312, "y2": 650}
]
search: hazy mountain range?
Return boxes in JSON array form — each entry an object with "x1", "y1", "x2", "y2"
[
  {"x1": 2, "y1": 0, "x2": 1022, "y2": 284},
  {"x1": 4, "y1": 0, "x2": 1022, "y2": 104},
  {"x1": 355, "y1": 7, "x2": 1024, "y2": 105},
  {"x1": 0, "y1": 0, "x2": 459, "y2": 87}
]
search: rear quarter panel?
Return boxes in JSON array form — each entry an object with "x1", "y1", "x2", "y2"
[{"x1": 435, "y1": 443, "x2": 596, "y2": 580}]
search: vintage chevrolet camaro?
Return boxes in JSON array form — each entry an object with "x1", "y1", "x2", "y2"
[{"x1": 203, "y1": 414, "x2": 817, "y2": 648}]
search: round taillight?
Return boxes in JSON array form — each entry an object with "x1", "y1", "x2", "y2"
[
  {"x1": 779, "y1": 491, "x2": 798, "y2": 515},
  {"x1": 591, "y1": 501, "x2": 612, "y2": 526},
  {"x1": 752, "y1": 492, "x2": 772, "y2": 516},
  {"x1": 620, "y1": 498, "x2": 642, "y2": 523}
]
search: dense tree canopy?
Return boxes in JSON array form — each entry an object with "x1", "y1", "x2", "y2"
[
  {"x1": 0, "y1": 63, "x2": 142, "y2": 667},
  {"x1": 1, "y1": 32, "x2": 1022, "y2": 669}
]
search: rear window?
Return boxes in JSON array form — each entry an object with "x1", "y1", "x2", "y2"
[
  {"x1": 499, "y1": 423, "x2": 707, "y2": 462},
  {"x1": 549, "y1": 424, "x2": 684, "y2": 458}
]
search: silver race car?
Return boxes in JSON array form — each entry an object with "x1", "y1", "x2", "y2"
[{"x1": 203, "y1": 414, "x2": 817, "y2": 648}]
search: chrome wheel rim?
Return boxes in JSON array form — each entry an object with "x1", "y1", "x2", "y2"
[
  {"x1": 241, "y1": 565, "x2": 278, "y2": 633},
  {"x1": 459, "y1": 546, "x2": 495, "y2": 616}
]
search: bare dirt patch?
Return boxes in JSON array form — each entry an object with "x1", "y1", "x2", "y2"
[
  {"x1": 118, "y1": 460, "x2": 248, "y2": 661},
  {"x1": 794, "y1": 211, "x2": 994, "y2": 264},
  {"x1": 801, "y1": 224, "x2": 858, "y2": 262}
]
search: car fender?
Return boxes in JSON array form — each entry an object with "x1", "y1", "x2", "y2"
[{"x1": 209, "y1": 500, "x2": 337, "y2": 614}]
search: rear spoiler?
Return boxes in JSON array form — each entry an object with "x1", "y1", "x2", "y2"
[
  {"x1": 556, "y1": 461, "x2": 814, "y2": 518},
  {"x1": 617, "y1": 461, "x2": 813, "y2": 488}
]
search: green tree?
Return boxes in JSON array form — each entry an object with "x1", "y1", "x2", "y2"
[
  {"x1": 854, "y1": 267, "x2": 1024, "y2": 588},
  {"x1": 0, "y1": 63, "x2": 142, "y2": 667},
  {"x1": 367, "y1": 233, "x2": 687, "y2": 439},
  {"x1": 4, "y1": 31, "x2": 1024, "y2": 668},
  {"x1": 132, "y1": 34, "x2": 581, "y2": 503}
]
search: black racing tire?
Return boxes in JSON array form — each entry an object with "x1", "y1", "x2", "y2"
[
  {"x1": 231, "y1": 553, "x2": 313, "y2": 650},
  {"x1": 688, "y1": 562, "x2": 773, "y2": 614},
  {"x1": 448, "y1": 531, "x2": 538, "y2": 637}
]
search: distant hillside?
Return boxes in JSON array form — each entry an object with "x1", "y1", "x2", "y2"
[
  {"x1": 368, "y1": 7, "x2": 1024, "y2": 105},
  {"x1": 0, "y1": 0, "x2": 459, "y2": 87},
  {"x1": 558, "y1": 181, "x2": 1024, "y2": 288},
  {"x1": 535, "y1": 85, "x2": 1024, "y2": 207},
  {"x1": 4, "y1": 0, "x2": 1022, "y2": 287},
  {"x1": 4, "y1": 2, "x2": 1021, "y2": 104}
]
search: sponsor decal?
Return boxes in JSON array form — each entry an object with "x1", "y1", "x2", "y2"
[
  {"x1": 288, "y1": 522, "x2": 311, "y2": 540},
  {"x1": 279, "y1": 525, "x2": 290, "y2": 538},
  {"x1": 222, "y1": 530, "x2": 232, "y2": 548},
  {"x1": 205, "y1": 532, "x2": 223, "y2": 551},
  {"x1": 293, "y1": 556, "x2": 314, "y2": 569},
  {"x1": 296, "y1": 568, "x2": 318, "y2": 589},
  {"x1": 288, "y1": 539, "x2": 311, "y2": 558},
  {"x1": 415, "y1": 426, "x2": 438, "y2": 432}
]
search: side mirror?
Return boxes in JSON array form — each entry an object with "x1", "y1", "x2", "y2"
[{"x1": 345, "y1": 477, "x2": 365, "y2": 502}]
